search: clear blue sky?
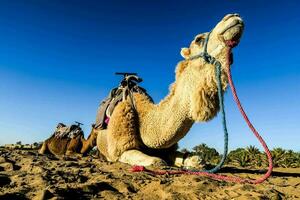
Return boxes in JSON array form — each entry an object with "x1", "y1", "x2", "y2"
[{"x1": 0, "y1": 0, "x2": 299, "y2": 152}]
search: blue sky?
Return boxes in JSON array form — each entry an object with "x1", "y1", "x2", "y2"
[{"x1": 0, "y1": 0, "x2": 299, "y2": 152}]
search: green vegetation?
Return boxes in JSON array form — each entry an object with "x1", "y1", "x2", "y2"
[
  {"x1": 191, "y1": 143, "x2": 221, "y2": 165},
  {"x1": 182, "y1": 143, "x2": 300, "y2": 168}
]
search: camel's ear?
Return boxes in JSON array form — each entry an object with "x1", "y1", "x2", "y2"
[{"x1": 180, "y1": 48, "x2": 190, "y2": 59}]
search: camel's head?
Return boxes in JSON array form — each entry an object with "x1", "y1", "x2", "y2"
[
  {"x1": 181, "y1": 13, "x2": 244, "y2": 64},
  {"x1": 176, "y1": 14, "x2": 244, "y2": 122}
]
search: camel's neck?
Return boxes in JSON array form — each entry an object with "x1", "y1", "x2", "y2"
[
  {"x1": 137, "y1": 59, "x2": 225, "y2": 149},
  {"x1": 80, "y1": 134, "x2": 95, "y2": 154},
  {"x1": 137, "y1": 82, "x2": 194, "y2": 149}
]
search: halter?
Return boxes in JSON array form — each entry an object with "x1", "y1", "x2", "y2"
[
  {"x1": 188, "y1": 32, "x2": 222, "y2": 69},
  {"x1": 188, "y1": 32, "x2": 229, "y2": 173}
]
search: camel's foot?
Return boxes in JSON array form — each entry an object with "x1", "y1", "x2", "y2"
[
  {"x1": 174, "y1": 152, "x2": 205, "y2": 169},
  {"x1": 119, "y1": 149, "x2": 167, "y2": 167},
  {"x1": 65, "y1": 151, "x2": 83, "y2": 159}
]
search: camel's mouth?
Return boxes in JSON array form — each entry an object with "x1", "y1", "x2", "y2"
[{"x1": 218, "y1": 14, "x2": 244, "y2": 47}]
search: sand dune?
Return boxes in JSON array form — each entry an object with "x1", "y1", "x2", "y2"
[{"x1": 0, "y1": 148, "x2": 299, "y2": 200}]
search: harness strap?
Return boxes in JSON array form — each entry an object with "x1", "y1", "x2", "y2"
[{"x1": 95, "y1": 76, "x2": 153, "y2": 130}]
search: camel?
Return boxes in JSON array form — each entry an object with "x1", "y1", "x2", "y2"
[
  {"x1": 39, "y1": 125, "x2": 98, "y2": 156},
  {"x1": 96, "y1": 14, "x2": 244, "y2": 168}
]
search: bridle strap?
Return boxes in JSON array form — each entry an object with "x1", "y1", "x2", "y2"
[
  {"x1": 188, "y1": 32, "x2": 221, "y2": 67},
  {"x1": 203, "y1": 32, "x2": 210, "y2": 59}
]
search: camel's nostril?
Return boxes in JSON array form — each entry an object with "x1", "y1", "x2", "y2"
[{"x1": 223, "y1": 14, "x2": 234, "y2": 21}]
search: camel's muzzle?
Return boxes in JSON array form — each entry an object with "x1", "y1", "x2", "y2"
[{"x1": 220, "y1": 14, "x2": 244, "y2": 47}]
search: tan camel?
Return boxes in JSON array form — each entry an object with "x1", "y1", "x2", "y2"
[
  {"x1": 39, "y1": 127, "x2": 98, "y2": 156},
  {"x1": 96, "y1": 14, "x2": 244, "y2": 167}
]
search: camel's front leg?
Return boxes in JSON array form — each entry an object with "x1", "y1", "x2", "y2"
[
  {"x1": 38, "y1": 142, "x2": 48, "y2": 154},
  {"x1": 119, "y1": 149, "x2": 167, "y2": 166}
]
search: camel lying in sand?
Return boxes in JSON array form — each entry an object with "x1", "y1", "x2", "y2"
[
  {"x1": 96, "y1": 14, "x2": 244, "y2": 168},
  {"x1": 39, "y1": 124, "x2": 98, "y2": 156}
]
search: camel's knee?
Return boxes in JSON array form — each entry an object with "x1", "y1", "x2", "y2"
[{"x1": 119, "y1": 149, "x2": 167, "y2": 167}]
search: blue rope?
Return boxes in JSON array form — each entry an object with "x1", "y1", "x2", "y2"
[
  {"x1": 189, "y1": 62, "x2": 228, "y2": 173},
  {"x1": 205, "y1": 62, "x2": 228, "y2": 173},
  {"x1": 188, "y1": 32, "x2": 229, "y2": 173}
]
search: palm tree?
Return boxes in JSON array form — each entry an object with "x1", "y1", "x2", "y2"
[
  {"x1": 232, "y1": 151, "x2": 251, "y2": 167},
  {"x1": 190, "y1": 144, "x2": 300, "y2": 168},
  {"x1": 281, "y1": 150, "x2": 299, "y2": 168},
  {"x1": 226, "y1": 148, "x2": 245, "y2": 165},
  {"x1": 246, "y1": 145, "x2": 262, "y2": 167},
  {"x1": 192, "y1": 143, "x2": 209, "y2": 154},
  {"x1": 180, "y1": 148, "x2": 189, "y2": 154},
  {"x1": 227, "y1": 147, "x2": 256, "y2": 168},
  {"x1": 246, "y1": 145, "x2": 260, "y2": 155},
  {"x1": 296, "y1": 152, "x2": 300, "y2": 167},
  {"x1": 271, "y1": 148, "x2": 286, "y2": 167},
  {"x1": 192, "y1": 143, "x2": 219, "y2": 164}
]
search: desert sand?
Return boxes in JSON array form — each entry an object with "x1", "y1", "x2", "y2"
[{"x1": 0, "y1": 148, "x2": 299, "y2": 200}]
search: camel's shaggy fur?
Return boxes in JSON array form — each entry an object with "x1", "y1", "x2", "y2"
[
  {"x1": 39, "y1": 127, "x2": 98, "y2": 156},
  {"x1": 96, "y1": 14, "x2": 244, "y2": 167}
]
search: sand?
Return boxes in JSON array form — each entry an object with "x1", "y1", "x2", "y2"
[{"x1": 0, "y1": 148, "x2": 299, "y2": 200}]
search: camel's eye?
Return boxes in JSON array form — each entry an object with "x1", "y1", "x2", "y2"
[{"x1": 195, "y1": 37, "x2": 204, "y2": 45}]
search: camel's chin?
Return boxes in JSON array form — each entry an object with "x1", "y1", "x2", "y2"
[{"x1": 223, "y1": 25, "x2": 243, "y2": 44}]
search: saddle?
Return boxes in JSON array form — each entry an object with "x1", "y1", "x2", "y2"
[
  {"x1": 53, "y1": 122, "x2": 84, "y2": 139},
  {"x1": 95, "y1": 73, "x2": 153, "y2": 129}
]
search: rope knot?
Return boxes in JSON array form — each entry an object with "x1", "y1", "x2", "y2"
[
  {"x1": 130, "y1": 165, "x2": 146, "y2": 172},
  {"x1": 203, "y1": 52, "x2": 211, "y2": 63}
]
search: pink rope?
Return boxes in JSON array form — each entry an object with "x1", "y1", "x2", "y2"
[
  {"x1": 131, "y1": 46, "x2": 273, "y2": 184},
  {"x1": 225, "y1": 48, "x2": 273, "y2": 184}
]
